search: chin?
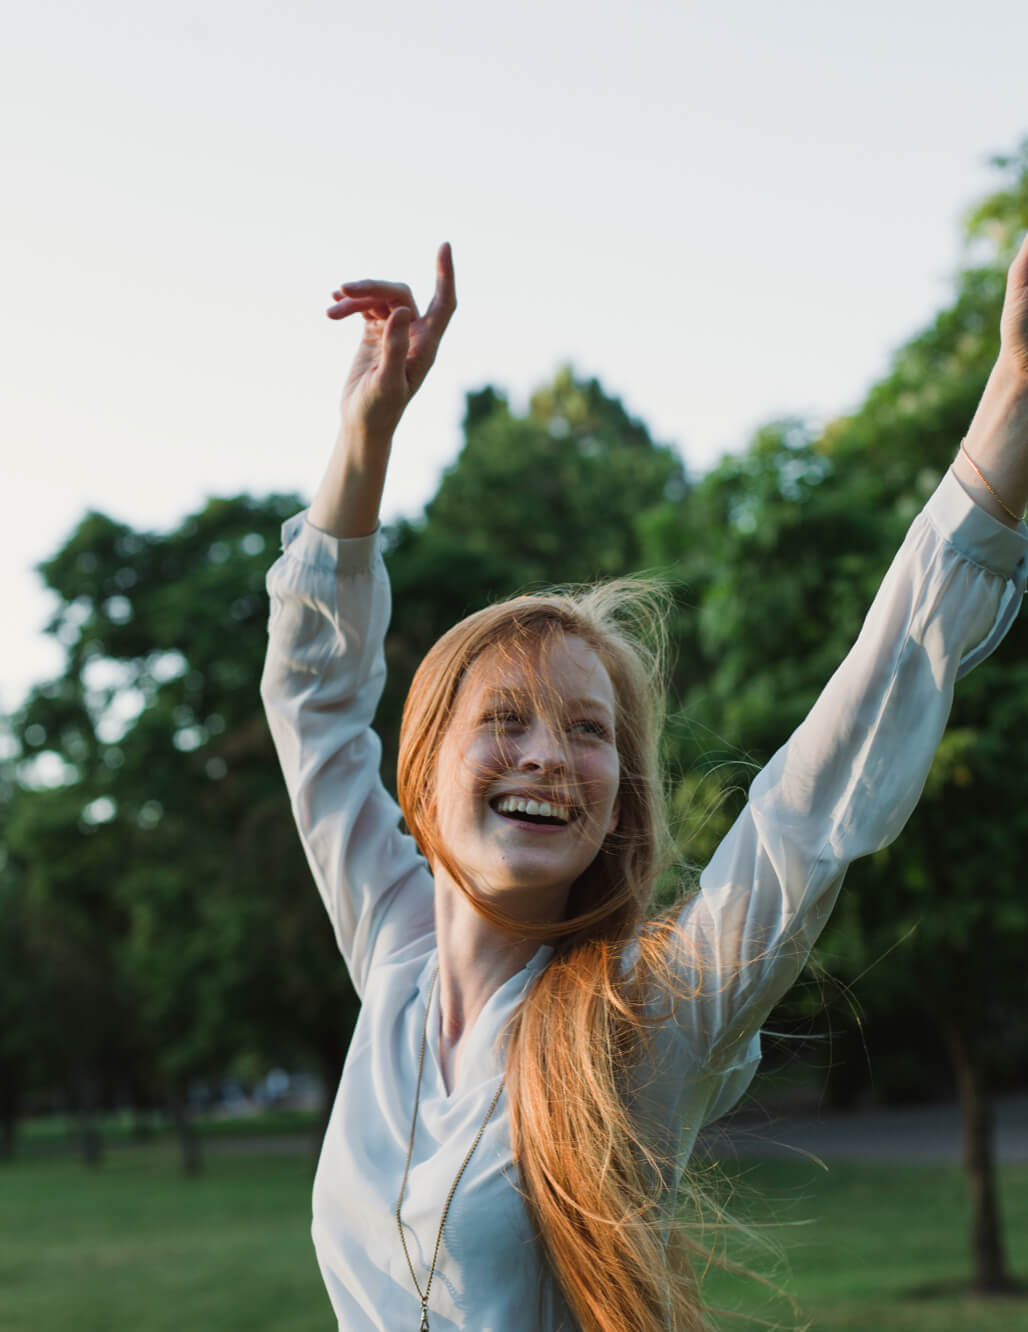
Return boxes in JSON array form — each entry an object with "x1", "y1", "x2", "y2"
[{"x1": 472, "y1": 860, "x2": 576, "y2": 901}]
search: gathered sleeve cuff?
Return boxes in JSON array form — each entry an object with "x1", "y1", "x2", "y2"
[{"x1": 927, "y1": 468, "x2": 1028, "y2": 675}]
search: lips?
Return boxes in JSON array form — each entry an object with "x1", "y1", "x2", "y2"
[{"x1": 489, "y1": 792, "x2": 580, "y2": 825}]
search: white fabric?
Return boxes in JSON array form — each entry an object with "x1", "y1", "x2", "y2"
[{"x1": 260, "y1": 466, "x2": 1028, "y2": 1332}]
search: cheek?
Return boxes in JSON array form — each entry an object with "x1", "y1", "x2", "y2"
[
  {"x1": 580, "y1": 753, "x2": 621, "y2": 820},
  {"x1": 593, "y1": 751, "x2": 621, "y2": 797},
  {"x1": 437, "y1": 734, "x2": 504, "y2": 804}
]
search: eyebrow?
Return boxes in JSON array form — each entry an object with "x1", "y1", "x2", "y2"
[{"x1": 480, "y1": 687, "x2": 614, "y2": 715}]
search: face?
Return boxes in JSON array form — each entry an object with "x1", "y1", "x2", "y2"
[{"x1": 432, "y1": 633, "x2": 621, "y2": 914}]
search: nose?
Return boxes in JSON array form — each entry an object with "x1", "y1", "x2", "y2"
[{"x1": 516, "y1": 718, "x2": 568, "y2": 774}]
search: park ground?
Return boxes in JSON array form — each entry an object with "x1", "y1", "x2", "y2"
[{"x1": 3, "y1": 1095, "x2": 1028, "y2": 1331}]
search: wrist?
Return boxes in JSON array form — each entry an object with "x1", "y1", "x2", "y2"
[
  {"x1": 338, "y1": 418, "x2": 395, "y2": 458},
  {"x1": 955, "y1": 356, "x2": 1028, "y2": 528},
  {"x1": 308, "y1": 427, "x2": 394, "y2": 539}
]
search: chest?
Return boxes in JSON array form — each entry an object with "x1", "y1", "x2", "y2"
[{"x1": 315, "y1": 971, "x2": 560, "y2": 1322}]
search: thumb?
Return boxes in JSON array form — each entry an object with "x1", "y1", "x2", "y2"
[
  {"x1": 379, "y1": 306, "x2": 413, "y2": 393},
  {"x1": 1005, "y1": 229, "x2": 1028, "y2": 290}
]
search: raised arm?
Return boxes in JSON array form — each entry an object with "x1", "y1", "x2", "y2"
[
  {"x1": 643, "y1": 233, "x2": 1028, "y2": 1125},
  {"x1": 311, "y1": 241, "x2": 457, "y2": 538},
  {"x1": 260, "y1": 246, "x2": 456, "y2": 996}
]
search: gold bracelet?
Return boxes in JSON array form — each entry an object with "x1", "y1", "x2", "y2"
[{"x1": 959, "y1": 437, "x2": 1026, "y2": 523}]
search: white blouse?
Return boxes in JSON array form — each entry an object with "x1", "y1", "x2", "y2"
[{"x1": 260, "y1": 467, "x2": 1028, "y2": 1332}]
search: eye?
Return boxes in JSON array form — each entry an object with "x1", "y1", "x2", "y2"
[
  {"x1": 569, "y1": 718, "x2": 611, "y2": 740},
  {"x1": 482, "y1": 710, "x2": 525, "y2": 729}
]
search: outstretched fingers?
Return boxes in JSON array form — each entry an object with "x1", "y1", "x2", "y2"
[
  {"x1": 423, "y1": 242, "x2": 457, "y2": 336},
  {"x1": 327, "y1": 247, "x2": 454, "y2": 333},
  {"x1": 326, "y1": 295, "x2": 390, "y2": 320},
  {"x1": 337, "y1": 279, "x2": 419, "y2": 313}
]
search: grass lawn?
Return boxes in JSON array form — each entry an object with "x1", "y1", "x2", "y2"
[
  {"x1": 1, "y1": 1145, "x2": 1026, "y2": 1330},
  {"x1": 702, "y1": 1159, "x2": 1028, "y2": 1330},
  {"x1": 0, "y1": 1145, "x2": 328, "y2": 1332}
]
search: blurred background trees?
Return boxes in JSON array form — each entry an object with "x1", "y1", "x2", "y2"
[{"x1": 4, "y1": 139, "x2": 1028, "y2": 1292}]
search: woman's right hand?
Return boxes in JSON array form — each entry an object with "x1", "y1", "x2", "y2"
[{"x1": 327, "y1": 243, "x2": 457, "y2": 444}]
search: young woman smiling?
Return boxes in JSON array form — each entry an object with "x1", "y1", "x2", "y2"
[{"x1": 261, "y1": 240, "x2": 1028, "y2": 1331}]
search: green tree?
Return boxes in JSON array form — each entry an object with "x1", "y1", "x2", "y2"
[
  {"x1": 0, "y1": 751, "x2": 60, "y2": 1161},
  {"x1": 11, "y1": 494, "x2": 359, "y2": 1170},
  {"x1": 3, "y1": 781, "x2": 141, "y2": 1165},
  {"x1": 650, "y1": 137, "x2": 1028, "y2": 1294},
  {"x1": 425, "y1": 367, "x2": 687, "y2": 586}
]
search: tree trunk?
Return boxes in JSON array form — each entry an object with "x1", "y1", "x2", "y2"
[
  {"x1": 129, "y1": 1073, "x2": 156, "y2": 1142},
  {"x1": 0, "y1": 1109, "x2": 16, "y2": 1161},
  {"x1": 72, "y1": 1070, "x2": 104, "y2": 1167},
  {"x1": 168, "y1": 1086, "x2": 204, "y2": 1176},
  {"x1": 0, "y1": 1075, "x2": 19, "y2": 1162},
  {"x1": 942, "y1": 1021, "x2": 1014, "y2": 1294}
]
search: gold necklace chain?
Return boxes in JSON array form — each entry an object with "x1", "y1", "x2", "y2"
[{"x1": 395, "y1": 967, "x2": 506, "y2": 1331}]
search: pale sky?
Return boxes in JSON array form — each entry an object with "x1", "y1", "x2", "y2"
[{"x1": 4, "y1": 0, "x2": 1028, "y2": 714}]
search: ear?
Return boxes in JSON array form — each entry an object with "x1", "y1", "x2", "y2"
[{"x1": 607, "y1": 795, "x2": 620, "y2": 838}]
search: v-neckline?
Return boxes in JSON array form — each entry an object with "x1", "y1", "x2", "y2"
[{"x1": 421, "y1": 946, "x2": 554, "y2": 1102}]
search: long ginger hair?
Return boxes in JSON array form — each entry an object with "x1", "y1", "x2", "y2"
[{"x1": 397, "y1": 580, "x2": 725, "y2": 1332}]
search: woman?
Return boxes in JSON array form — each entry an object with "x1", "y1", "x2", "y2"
[{"x1": 261, "y1": 240, "x2": 1028, "y2": 1331}]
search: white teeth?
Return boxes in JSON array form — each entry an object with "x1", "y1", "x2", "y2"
[{"x1": 494, "y1": 795, "x2": 572, "y2": 823}]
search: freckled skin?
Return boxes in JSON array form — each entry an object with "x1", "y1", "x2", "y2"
[{"x1": 434, "y1": 634, "x2": 621, "y2": 905}]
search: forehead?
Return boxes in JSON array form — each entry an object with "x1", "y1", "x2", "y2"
[{"x1": 456, "y1": 633, "x2": 616, "y2": 714}]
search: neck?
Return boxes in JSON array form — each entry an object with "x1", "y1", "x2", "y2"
[{"x1": 432, "y1": 869, "x2": 564, "y2": 1046}]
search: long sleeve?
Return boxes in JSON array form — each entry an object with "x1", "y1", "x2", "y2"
[
  {"x1": 260, "y1": 513, "x2": 435, "y2": 999},
  {"x1": 661, "y1": 467, "x2": 1028, "y2": 1098}
]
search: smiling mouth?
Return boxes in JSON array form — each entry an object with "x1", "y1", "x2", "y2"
[{"x1": 490, "y1": 795, "x2": 579, "y2": 826}]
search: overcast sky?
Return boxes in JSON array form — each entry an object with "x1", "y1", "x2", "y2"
[{"x1": 4, "y1": 0, "x2": 1028, "y2": 713}]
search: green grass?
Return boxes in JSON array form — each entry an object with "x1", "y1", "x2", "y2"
[
  {"x1": 0, "y1": 1145, "x2": 328, "y2": 1332},
  {"x1": 702, "y1": 1159, "x2": 1028, "y2": 1330},
  {"x1": 1, "y1": 1145, "x2": 1026, "y2": 1330}
]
